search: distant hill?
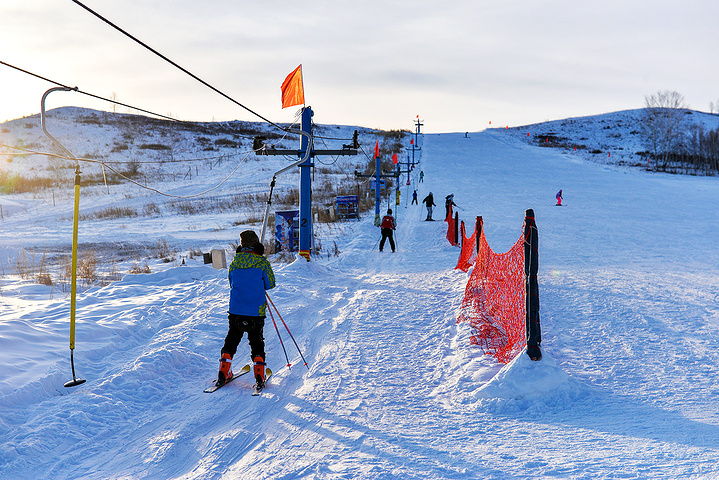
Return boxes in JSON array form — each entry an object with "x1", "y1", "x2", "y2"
[{"x1": 503, "y1": 109, "x2": 719, "y2": 171}]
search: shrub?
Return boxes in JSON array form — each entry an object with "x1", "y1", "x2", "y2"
[
  {"x1": 129, "y1": 261, "x2": 151, "y2": 274},
  {"x1": 138, "y1": 143, "x2": 171, "y2": 150}
]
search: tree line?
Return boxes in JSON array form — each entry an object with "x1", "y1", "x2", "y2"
[{"x1": 641, "y1": 90, "x2": 719, "y2": 175}]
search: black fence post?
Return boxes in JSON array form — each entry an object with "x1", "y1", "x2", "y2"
[
  {"x1": 454, "y1": 212, "x2": 459, "y2": 245},
  {"x1": 524, "y1": 209, "x2": 542, "y2": 360},
  {"x1": 475, "y1": 216, "x2": 483, "y2": 254}
]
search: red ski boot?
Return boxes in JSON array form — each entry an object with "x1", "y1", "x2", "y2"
[
  {"x1": 253, "y1": 356, "x2": 266, "y2": 389},
  {"x1": 217, "y1": 353, "x2": 233, "y2": 386}
]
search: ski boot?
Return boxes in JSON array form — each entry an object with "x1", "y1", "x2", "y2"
[
  {"x1": 253, "y1": 356, "x2": 266, "y2": 389},
  {"x1": 217, "y1": 353, "x2": 233, "y2": 386}
]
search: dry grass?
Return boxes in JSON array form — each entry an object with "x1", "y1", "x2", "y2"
[{"x1": 129, "y1": 261, "x2": 151, "y2": 274}]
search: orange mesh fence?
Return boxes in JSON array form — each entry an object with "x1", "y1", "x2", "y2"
[
  {"x1": 456, "y1": 219, "x2": 477, "y2": 272},
  {"x1": 457, "y1": 227, "x2": 525, "y2": 363},
  {"x1": 445, "y1": 205, "x2": 457, "y2": 245}
]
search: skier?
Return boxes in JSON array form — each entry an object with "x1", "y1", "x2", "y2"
[
  {"x1": 411, "y1": 190, "x2": 418, "y2": 205},
  {"x1": 419, "y1": 171, "x2": 424, "y2": 183},
  {"x1": 422, "y1": 192, "x2": 436, "y2": 221},
  {"x1": 445, "y1": 194, "x2": 458, "y2": 220},
  {"x1": 378, "y1": 208, "x2": 396, "y2": 252},
  {"x1": 218, "y1": 229, "x2": 275, "y2": 388},
  {"x1": 556, "y1": 189, "x2": 563, "y2": 206}
]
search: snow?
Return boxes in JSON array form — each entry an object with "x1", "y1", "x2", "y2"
[{"x1": 2, "y1": 109, "x2": 719, "y2": 478}]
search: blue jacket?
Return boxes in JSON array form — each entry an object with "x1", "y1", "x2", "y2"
[{"x1": 228, "y1": 248, "x2": 275, "y2": 316}]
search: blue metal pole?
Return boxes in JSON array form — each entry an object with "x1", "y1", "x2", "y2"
[
  {"x1": 299, "y1": 107, "x2": 313, "y2": 261},
  {"x1": 374, "y1": 154, "x2": 381, "y2": 226}
]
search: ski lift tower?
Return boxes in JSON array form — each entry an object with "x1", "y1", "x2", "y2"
[{"x1": 256, "y1": 107, "x2": 358, "y2": 260}]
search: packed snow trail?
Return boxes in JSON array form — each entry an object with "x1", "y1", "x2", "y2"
[{"x1": 2, "y1": 127, "x2": 719, "y2": 478}]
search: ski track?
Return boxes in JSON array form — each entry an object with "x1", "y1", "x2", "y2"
[{"x1": 2, "y1": 125, "x2": 719, "y2": 478}]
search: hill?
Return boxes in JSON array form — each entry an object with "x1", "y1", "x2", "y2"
[
  {"x1": 505, "y1": 108, "x2": 719, "y2": 170},
  {"x1": 1, "y1": 109, "x2": 719, "y2": 478}
]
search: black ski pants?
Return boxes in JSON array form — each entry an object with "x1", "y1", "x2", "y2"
[
  {"x1": 222, "y1": 314, "x2": 265, "y2": 361},
  {"x1": 379, "y1": 228, "x2": 395, "y2": 252}
]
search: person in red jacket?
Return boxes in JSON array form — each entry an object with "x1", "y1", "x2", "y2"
[{"x1": 379, "y1": 208, "x2": 396, "y2": 252}]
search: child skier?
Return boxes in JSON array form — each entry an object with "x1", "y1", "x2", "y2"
[
  {"x1": 218, "y1": 229, "x2": 276, "y2": 389},
  {"x1": 556, "y1": 189, "x2": 563, "y2": 206}
]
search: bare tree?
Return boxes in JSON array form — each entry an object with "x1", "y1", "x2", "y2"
[
  {"x1": 640, "y1": 90, "x2": 689, "y2": 170},
  {"x1": 109, "y1": 92, "x2": 119, "y2": 114}
]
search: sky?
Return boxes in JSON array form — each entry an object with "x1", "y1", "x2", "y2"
[{"x1": 2, "y1": 0, "x2": 719, "y2": 133}]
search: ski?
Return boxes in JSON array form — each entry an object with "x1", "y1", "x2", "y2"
[
  {"x1": 251, "y1": 367, "x2": 273, "y2": 396},
  {"x1": 203, "y1": 364, "x2": 251, "y2": 393}
]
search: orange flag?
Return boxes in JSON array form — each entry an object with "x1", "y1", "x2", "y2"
[
  {"x1": 392, "y1": 153, "x2": 398, "y2": 164},
  {"x1": 281, "y1": 65, "x2": 305, "y2": 109},
  {"x1": 373, "y1": 140, "x2": 379, "y2": 159}
]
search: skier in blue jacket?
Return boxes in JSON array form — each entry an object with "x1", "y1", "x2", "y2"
[{"x1": 217, "y1": 229, "x2": 275, "y2": 388}]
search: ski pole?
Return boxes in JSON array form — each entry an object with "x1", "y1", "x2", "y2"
[
  {"x1": 266, "y1": 301, "x2": 291, "y2": 368},
  {"x1": 266, "y1": 293, "x2": 310, "y2": 369},
  {"x1": 372, "y1": 235, "x2": 381, "y2": 251}
]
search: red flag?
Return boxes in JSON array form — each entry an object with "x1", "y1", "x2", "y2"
[
  {"x1": 373, "y1": 140, "x2": 379, "y2": 159},
  {"x1": 392, "y1": 153, "x2": 398, "y2": 164},
  {"x1": 281, "y1": 65, "x2": 305, "y2": 109},
  {"x1": 410, "y1": 139, "x2": 414, "y2": 145}
]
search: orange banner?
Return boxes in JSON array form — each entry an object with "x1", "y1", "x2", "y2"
[{"x1": 281, "y1": 65, "x2": 305, "y2": 109}]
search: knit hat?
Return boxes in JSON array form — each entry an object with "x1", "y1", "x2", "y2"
[{"x1": 239, "y1": 229, "x2": 260, "y2": 247}]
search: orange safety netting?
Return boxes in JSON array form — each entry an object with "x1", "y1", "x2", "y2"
[
  {"x1": 456, "y1": 227, "x2": 525, "y2": 363},
  {"x1": 455, "y1": 220, "x2": 476, "y2": 272},
  {"x1": 445, "y1": 205, "x2": 458, "y2": 246}
]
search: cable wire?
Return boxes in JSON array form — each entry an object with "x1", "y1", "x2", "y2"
[
  {"x1": 1, "y1": 60, "x2": 181, "y2": 123},
  {"x1": 70, "y1": 0, "x2": 287, "y2": 133},
  {"x1": 0, "y1": 142, "x2": 253, "y2": 199}
]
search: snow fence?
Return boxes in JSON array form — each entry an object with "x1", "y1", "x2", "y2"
[{"x1": 451, "y1": 209, "x2": 542, "y2": 363}]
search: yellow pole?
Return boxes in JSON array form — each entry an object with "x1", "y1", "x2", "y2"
[
  {"x1": 69, "y1": 168, "x2": 80, "y2": 350},
  {"x1": 65, "y1": 167, "x2": 85, "y2": 387}
]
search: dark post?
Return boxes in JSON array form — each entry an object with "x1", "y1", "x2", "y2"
[
  {"x1": 454, "y1": 211, "x2": 459, "y2": 245},
  {"x1": 475, "y1": 216, "x2": 483, "y2": 254},
  {"x1": 524, "y1": 209, "x2": 542, "y2": 360}
]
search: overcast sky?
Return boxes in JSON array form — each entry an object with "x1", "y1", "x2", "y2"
[{"x1": 2, "y1": 1, "x2": 718, "y2": 133}]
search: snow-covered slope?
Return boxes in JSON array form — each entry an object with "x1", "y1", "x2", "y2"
[{"x1": 1, "y1": 115, "x2": 719, "y2": 479}]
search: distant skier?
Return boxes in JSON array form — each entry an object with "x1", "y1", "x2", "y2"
[
  {"x1": 445, "y1": 194, "x2": 458, "y2": 220},
  {"x1": 419, "y1": 171, "x2": 424, "y2": 183},
  {"x1": 555, "y1": 189, "x2": 563, "y2": 206},
  {"x1": 378, "y1": 208, "x2": 396, "y2": 253},
  {"x1": 422, "y1": 192, "x2": 436, "y2": 221},
  {"x1": 218, "y1": 229, "x2": 275, "y2": 389},
  {"x1": 411, "y1": 190, "x2": 418, "y2": 205}
]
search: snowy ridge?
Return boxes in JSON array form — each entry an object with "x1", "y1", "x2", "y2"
[
  {"x1": 504, "y1": 108, "x2": 719, "y2": 168},
  {"x1": 2, "y1": 110, "x2": 719, "y2": 478}
]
